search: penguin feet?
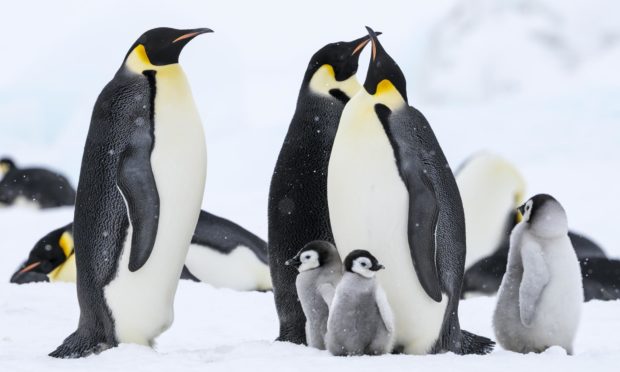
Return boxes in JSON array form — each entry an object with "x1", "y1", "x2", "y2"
[
  {"x1": 49, "y1": 329, "x2": 112, "y2": 359},
  {"x1": 275, "y1": 324, "x2": 307, "y2": 346}
]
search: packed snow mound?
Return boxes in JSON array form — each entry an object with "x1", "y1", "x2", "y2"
[{"x1": 420, "y1": 0, "x2": 620, "y2": 102}]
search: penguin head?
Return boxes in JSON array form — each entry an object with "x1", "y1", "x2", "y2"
[
  {"x1": 344, "y1": 250, "x2": 384, "y2": 279},
  {"x1": 124, "y1": 27, "x2": 213, "y2": 72},
  {"x1": 285, "y1": 240, "x2": 339, "y2": 272},
  {"x1": 362, "y1": 26, "x2": 408, "y2": 109},
  {"x1": 305, "y1": 33, "x2": 379, "y2": 102},
  {"x1": 517, "y1": 194, "x2": 568, "y2": 238},
  {"x1": 0, "y1": 157, "x2": 16, "y2": 176},
  {"x1": 10, "y1": 225, "x2": 74, "y2": 284}
]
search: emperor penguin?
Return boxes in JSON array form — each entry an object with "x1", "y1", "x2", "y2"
[
  {"x1": 10, "y1": 224, "x2": 76, "y2": 284},
  {"x1": 326, "y1": 250, "x2": 394, "y2": 356},
  {"x1": 327, "y1": 27, "x2": 494, "y2": 355},
  {"x1": 493, "y1": 194, "x2": 583, "y2": 354},
  {"x1": 284, "y1": 241, "x2": 343, "y2": 350},
  {"x1": 49, "y1": 27, "x2": 211, "y2": 358},
  {"x1": 268, "y1": 33, "x2": 376, "y2": 344},
  {"x1": 0, "y1": 157, "x2": 76, "y2": 208}
]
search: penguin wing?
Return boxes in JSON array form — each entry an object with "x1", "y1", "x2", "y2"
[
  {"x1": 519, "y1": 241, "x2": 550, "y2": 327},
  {"x1": 117, "y1": 124, "x2": 160, "y2": 272},
  {"x1": 375, "y1": 104, "x2": 442, "y2": 302},
  {"x1": 192, "y1": 210, "x2": 268, "y2": 263},
  {"x1": 375, "y1": 285, "x2": 395, "y2": 334},
  {"x1": 318, "y1": 283, "x2": 336, "y2": 309}
]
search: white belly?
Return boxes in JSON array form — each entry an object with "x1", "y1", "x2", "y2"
[
  {"x1": 104, "y1": 66, "x2": 207, "y2": 345},
  {"x1": 185, "y1": 244, "x2": 272, "y2": 291},
  {"x1": 327, "y1": 94, "x2": 448, "y2": 354}
]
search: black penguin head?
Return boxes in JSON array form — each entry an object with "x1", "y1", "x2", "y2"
[
  {"x1": 303, "y1": 33, "x2": 380, "y2": 102},
  {"x1": 363, "y1": 26, "x2": 408, "y2": 104},
  {"x1": 344, "y1": 250, "x2": 384, "y2": 278},
  {"x1": 517, "y1": 194, "x2": 568, "y2": 237},
  {"x1": 285, "y1": 240, "x2": 339, "y2": 272},
  {"x1": 0, "y1": 157, "x2": 16, "y2": 175},
  {"x1": 10, "y1": 224, "x2": 73, "y2": 284},
  {"x1": 124, "y1": 27, "x2": 213, "y2": 68}
]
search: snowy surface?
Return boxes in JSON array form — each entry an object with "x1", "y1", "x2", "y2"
[{"x1": 1, "y1": 0, "x2": 620, "y2": 370}]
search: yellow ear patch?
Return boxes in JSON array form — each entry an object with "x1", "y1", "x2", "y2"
[
  {"x1": 59, "y1": 231, "x2": 74, "y2": 258},
  {"x1": 0, "y1": 163, "x2": 8, "y2": 174},
  {"x1": 323, "y1": 64, "x2": 336, "y2": 78},
  {"x1": 125, "y1": 44, "x2": 154, "y2": 73},
  {"x1": 48, "y1": 253, "x2": 77, "y2": 283},
  {"x1": 375, "y1": 79, "x2": 397, "y2": 95},
  {"x1": 134, "y1": 44, "x2": 152, "y2": 66}
]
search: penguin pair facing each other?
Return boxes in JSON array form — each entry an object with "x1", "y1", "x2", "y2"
[
  {"x1": 457, "y1": 153, "x2": 619, "y2": 301},
  {"x1": 0, "y1": 157, "x2": 75, "y2": 208},
  {"x1": 494, "y1": 194, "x2": 583, "y2": 355},
  {"x1": 50, "y1": 27, "x2": 211, "y2": 358},
  {"x1": 327, "y1": 27, "x2": 494, "y2": 355},
  {"x1": 287, "y1": 242, "x2": 394, "y2": 356},
  {"x1": 11, "y1": 210, "x2": 271, "y2": 291}
]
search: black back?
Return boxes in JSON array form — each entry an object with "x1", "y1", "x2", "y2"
[
  {"x1": 0, "y1": 166, "x2": 75, "y2": 208},
  {"x1": 191, "y1": 210, "x2": 268, "y2": 263}
]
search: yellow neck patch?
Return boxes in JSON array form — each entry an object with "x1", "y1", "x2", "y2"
[
  {"x1": 48, "y1": 252, "x2": 77, "y2": 283},
  {"x1": 59, "y1": 231, "x2": 74, "y2": 258},
  {"x1": 125, "y1": 44, "x2": 155, "y2": 73},
  {"x1": 308, "y1": 64, "x2": 361, "y2": 100},
  {"x1": 372, "y1": 79, "x2": 406, "y2": 110}
]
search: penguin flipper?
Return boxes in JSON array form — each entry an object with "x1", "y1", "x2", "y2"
[
  {"x1": 117, "y1": 125, "x2": 160, "y2": 272},
  {"x1": 375, "y1": 286, "x2": 395, "y2": 335},
  {"x1": 519, "y1": 241, "x2": 550, "y2": 327},
  {"x1": 375, "y1": 104, "x2": 442, "y2": 302}
]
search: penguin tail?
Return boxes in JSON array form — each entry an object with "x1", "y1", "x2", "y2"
[
  {"x1": 49, "y1": 329, "x2": 112, "y2": 359},
  {"x1": 458, "y1": 329, "x2": 495, "y2": 355}
]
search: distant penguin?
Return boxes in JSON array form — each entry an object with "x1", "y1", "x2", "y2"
[
  {"x1": 327, "y1": 27, "x2": 494, "y2": 355},
  {"x1": 326, "y1": 250, "x2": 394, "y2": 356},
  {"x1": 455, "y1": 153, "x2": 526, "y2": 269},
  {"x1": 493, "y1": 194, "x2": 583, "y2": 355},
  {"x1": 0, "y1": 157, "x2": 75, "y2": 208},
  {"x1": 49, "y1": 27, "x2": 211, "y2": 358},
  {"x1": 183, "y1": 210, "x2": 271, "y2": 291},
  {"x1": 268, "y1": 33, "x2": 375, "y2": 345},
  {"x1": 10, "y1": 224, "x2": 76, "y2": 284},
  {"x1": 12, "y1": 210, "x2": 271, "y2": 291},
  {"x1": 285, "y1": 241, "x2": 343, "y2": 350}
]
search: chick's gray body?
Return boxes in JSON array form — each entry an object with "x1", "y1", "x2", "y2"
[
  {"x1": 296, "y1": 258, "x2": 343, "y2": 349},
  {"x1": 326, "y1": 273, "x2": 393, "y2": 356}
]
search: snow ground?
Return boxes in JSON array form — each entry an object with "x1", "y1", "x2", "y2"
[{"x1": 1, "y1": 0, "x2": 620, "y2": 370}]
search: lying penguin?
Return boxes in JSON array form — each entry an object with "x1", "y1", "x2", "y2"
[
  {"x1": 10, "y1": 210, "x2": 271, "y2": 291},
  {"x1": 457, "y1": 152, "x2": 619, "y2": 301},
  {"x1": 0, "y1": 157, "x2": 76, "y2": 208}
]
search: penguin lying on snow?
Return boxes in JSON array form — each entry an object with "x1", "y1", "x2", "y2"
[
  {"x1": 457, "y1": 152, "x2": 618, "y2": 301},
  {"x1": 285, "y1": 241, "x2": 343, "y2": 350},
  {"x1": 0, "y1": 157, "x2": 75, "y2": 208},
  {"x1": 11, "y1": 211, "x2": 270, "y2": 291},
  {"x1": 326, "y1": 250, "x2": 394, "y2": 356},
  {"x1": 494, "y1": 194, "x2": 583, "y2": 355},
  {"x1": 50, "y1": 27, "x2": 211, "y2": 359},
  {"x1": 327, "y1": 27, "x2": 494, "y2": 355},
  {"x1": 268, "y1": 32, "x2": 376, "y2": 345}
]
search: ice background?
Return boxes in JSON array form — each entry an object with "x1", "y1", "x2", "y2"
[{"x1": 1, "y1": 0, "x2": 619, "y2": 370}]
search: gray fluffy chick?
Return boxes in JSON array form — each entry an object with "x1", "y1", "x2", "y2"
[
  {"x1": 326, "y1": 250, "x2": 395, "y2": 356},
  {"x1": 286, "y1": 240, "x2": 343, "y2": 349}
]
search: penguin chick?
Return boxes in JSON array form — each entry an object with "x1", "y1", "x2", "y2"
[
  {"x1": 285, "y1": 241, "x2": 343, "y2": 350},
  {"x1": 326, "y1": 250, "x2": 394, "y2": 356},
  {"x1": 493, "y1": 194, "x2": 583, "y2": 355}
]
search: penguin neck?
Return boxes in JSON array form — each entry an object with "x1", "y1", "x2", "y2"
[{"x1": 307, "y1": 64, "x2": 361, "y2": 100}]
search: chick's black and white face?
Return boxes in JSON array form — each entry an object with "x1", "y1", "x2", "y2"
[
  {"x1": 521, "y1": 200, "x2": 534, "y2": 222},
  {"x1": 352, "y1": 256, "x2": 376, "y2": 278},
  {"x1": 298, "y1": 250, "x2": 320, "y2": 272}
]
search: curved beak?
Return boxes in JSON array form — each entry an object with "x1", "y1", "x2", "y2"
[
  {"x1": 173, "y1": 28, "x2": 213, "y2": 44},
  {"x1": 10, "y1": 261, "x2": 49, "y2": 284}
]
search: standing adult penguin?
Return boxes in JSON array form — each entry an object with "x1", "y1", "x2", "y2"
[
  {"x1": 268, "y1": 33, "x2": 376, "y2": 344},
  {"x1": 327, "y1": 27, "x2": 494, "y2": 355},
  {"x1": 0, "y1": 157, "x2": 75, "y2": 208},
  {"x1": 49, "y1": 27, "x2": 211, "y2": 358}
]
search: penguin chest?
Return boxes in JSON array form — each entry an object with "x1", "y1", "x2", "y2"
[
  {"x1": 185, "y1": 244, "x2": 271, "y2": 291},
  {"x1": 104, "y1": 67, "x2": 207, "y2": 345},
  {"x1": 328, "y1": 101, "x2": 447, "y2": 354}
]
